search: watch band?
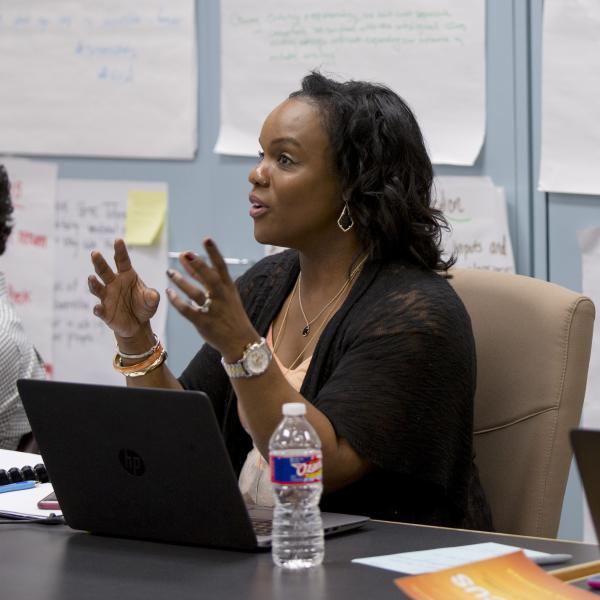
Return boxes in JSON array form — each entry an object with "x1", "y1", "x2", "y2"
[
  {"x1": 221, "y1": 359, "x2": 249, "y2": 379},
  {"x1": 221, "y1": 337, "x2": 271, "y2": 379}
]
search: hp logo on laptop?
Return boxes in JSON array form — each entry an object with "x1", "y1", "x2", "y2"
[{"x1": 118, "y1": 449, "x2": 145, "y2": 476}]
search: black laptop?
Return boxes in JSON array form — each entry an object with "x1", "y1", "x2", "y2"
[
  {"x1": 571, "y1": 428, "x2": 600, "y2": 541},
  {"x1": 17, "y1": 379, "x2": 368, "y2": 550}
]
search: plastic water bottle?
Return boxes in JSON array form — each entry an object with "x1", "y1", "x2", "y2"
[{"x1": 269, "y1": 402, "x2": 324, "y2": 569}]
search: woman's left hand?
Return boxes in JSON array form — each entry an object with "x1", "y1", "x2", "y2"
[{"x1": 166, "y1": 238, "x2": 259, "y2": 361}]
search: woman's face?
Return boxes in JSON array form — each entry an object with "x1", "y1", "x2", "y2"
[{"x1": 248, "y1": 98, "x2": 343, "y2": 251}]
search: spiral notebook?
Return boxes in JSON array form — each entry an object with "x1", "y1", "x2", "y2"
[
  {"x1": 17, "y1": 378, "x2": 368, "y2": 550},
  {"x1": 0, "y1": 449, "x2": 58, "y2": 520}
]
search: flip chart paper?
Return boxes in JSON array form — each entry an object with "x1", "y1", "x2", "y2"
[
  {"x1": 53, "y1": 179, "x2": 168, "y2": 384},
  {"x1": 0, "y1": 0, "x2": 197, "y2": 159},
  {"x1": 216, "y1": 0, "x2": 485, "y2": 166},
  {"x1": 0, "y1": 157, "x2": 57, "y2": 369},
  {"x1": 539, "y1": 0, "x2": 600, "y2": 195},
  {"x1": 434, "y1": 176, "x2": 515, "y2": 273}
]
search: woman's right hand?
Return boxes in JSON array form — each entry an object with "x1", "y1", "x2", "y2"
[{"x1": 88, "y1": 239, "x2": 160, "y2": 342}]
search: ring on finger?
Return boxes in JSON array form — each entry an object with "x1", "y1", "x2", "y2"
[
  {"x1": 189, "y1": 293, "x2": 212, "y2": 314},
  {"x1": 198, "y1": 293, "x2": 212, "y2": 313}
]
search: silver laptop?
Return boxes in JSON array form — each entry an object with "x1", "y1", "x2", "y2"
[
  {"x1": 17, "y1": 379, "x2": 368, "y2": 550},
  {"x1": 571, "y1": 428, "x2": 600, "y2": 542}
]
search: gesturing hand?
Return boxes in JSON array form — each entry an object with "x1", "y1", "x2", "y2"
[
  {"x1": 88, "y1": 239, "x2": 160, "y2": 339},
  {"x1": 165, "y1": 238, "x2": 258, "y2": 361}
]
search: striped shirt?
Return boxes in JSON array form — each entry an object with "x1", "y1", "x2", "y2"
[{"x1": 0, "y1": 272, "x2": 45, "y2": 449}]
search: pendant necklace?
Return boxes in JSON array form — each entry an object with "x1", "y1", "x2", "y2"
[{"x1": 297, "y1": 255, "x2": 368, "y2": 336}]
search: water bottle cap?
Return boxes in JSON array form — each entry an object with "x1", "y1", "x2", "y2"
[{"x1": 282, "y1": 402, "x2": 306, "y2": 416}]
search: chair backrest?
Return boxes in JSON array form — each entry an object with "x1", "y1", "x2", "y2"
[{"x1": 448, "y1": 268, "x2": 595, "y2": 537}]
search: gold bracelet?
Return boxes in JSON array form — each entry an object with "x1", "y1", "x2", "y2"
[
  {"x1": 113, "y1": 342, "x2": 164, "y2": 375},
  {"x1": 121, "y1": 349, "x2": 168, "y2": 378}
]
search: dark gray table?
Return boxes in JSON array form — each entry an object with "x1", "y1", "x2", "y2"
[{"x1": 1, "y1": 521, "x2": 599, "y2": 599}]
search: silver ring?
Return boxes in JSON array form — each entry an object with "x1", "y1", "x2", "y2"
[{"x1": 197, "y1": 293, "x2": 212, "y2": 313}]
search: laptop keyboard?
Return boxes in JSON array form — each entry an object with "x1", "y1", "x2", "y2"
[{"x1": 251, "y1": 518, "x2": 273, "y2": 536}]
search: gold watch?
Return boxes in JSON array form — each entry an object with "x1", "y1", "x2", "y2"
[{"x1": 220, "y1": 338, "x2": 272, "y2": 378}]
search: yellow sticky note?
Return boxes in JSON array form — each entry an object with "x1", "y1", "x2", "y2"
[{"x1": 124, "y1": 190, "x2": 167, "y2": 246}]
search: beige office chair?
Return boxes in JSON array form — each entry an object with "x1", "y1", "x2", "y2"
[{"x1": 448, "y1": 268, "x2": 595, "y2": 537}]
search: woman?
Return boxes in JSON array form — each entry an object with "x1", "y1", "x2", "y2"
[{"x1": 89, "y1": 72, "x2": 492, "y2": 529}]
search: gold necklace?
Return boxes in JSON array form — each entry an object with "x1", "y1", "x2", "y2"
[
  {"x1": 297, "y1": 255, "x2": 368, "y2": 336},
  {"x1": 273, "y1": 255, "x2": 368, "y2": 373},
  {"x1": 272, "y1": 277, "x2": 298, "y2": 353},
  {"x1": 283, "y1": 290, "x2": 346, "y2": 373}
]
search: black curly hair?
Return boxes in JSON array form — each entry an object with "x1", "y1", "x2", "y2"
[
  {"x1": 289, "y1": 72, "x2": 454, "y2": 271},
  {"x1": 0, "y1": 164, "x2": 14, "y2": 256}
]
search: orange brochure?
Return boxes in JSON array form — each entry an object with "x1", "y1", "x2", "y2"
[{"x1": 395, "y1": 550, "x2": 596, "y2": 599}]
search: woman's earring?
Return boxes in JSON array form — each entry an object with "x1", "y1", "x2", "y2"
[{"x1": 337, "y1": 202, "x2": 354, "y2": 232}]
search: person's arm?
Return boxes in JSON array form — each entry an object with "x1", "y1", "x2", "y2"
[
  {"x1": 0, "y1": 338, "x2": 29, "y2": 450},
  {"x1": 89, "y1": 240, "x2": 235, "y2": 428},
  {"x1": 88, "y1": 239, "x2": 182, "y2": 390},
  {"x1": 165, "y1": 240, "x2": 372, "y2": 494},
  {"x1": 112, "y1": 323, "x2": 183, "y2": 390},
  {"x1": 226, "y1": 352, "x2": 373, "y2": 494},
  {"x1": 302, "y1": 271, "x2": 478, "y2": 512}
]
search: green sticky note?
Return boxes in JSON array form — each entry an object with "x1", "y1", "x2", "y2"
[{"x1": 124, "y1": 190, "x2": 167, "y2": 246}]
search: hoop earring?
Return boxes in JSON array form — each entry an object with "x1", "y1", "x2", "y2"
[{"x1": 337, "y1": 202, "x2": 354, "y2": 233}]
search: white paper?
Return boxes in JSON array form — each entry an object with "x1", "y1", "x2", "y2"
[
  {"x1": 0, "y1": 448, "x2": 44, "y2": 471},
  {"x1": 216, "y1": 0, "x2": 485, "y2": 166},
  {"x1": 0, "y1": 157, "x2": 57, "y2": 369},
  {"x1": 0, "y1": 1, "x2": 197, "y2": 159},
  {"x1": 577, "y1": 226, "x2": 600, "y2": 543},
  {"x1": 539, "y1": 0, "x2": 600, "y2": 195},
  {"x1": 53, "y1": 179, "x2": 168, "y2": 384},
  {"x1": 434, "y1": 176, "x2": 515, "y2": 273},
  {"x1": 0, "y1": 449, "x2": 59, "y2": 518},
  {"x1": 352, "y1": 542, "x2": 553, "y2": 574}
]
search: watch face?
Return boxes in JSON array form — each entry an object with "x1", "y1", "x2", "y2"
[{"x1": 244, "y1": 344, "x2": 270, "y2": 375}]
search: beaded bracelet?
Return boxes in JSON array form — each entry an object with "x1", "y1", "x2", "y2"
[
  {"x1": 113, "y1": 342, "x2": 167, "y2": 377},
  {"x1": 116, "y1": 333, "x2": 160, "y2": 360}
]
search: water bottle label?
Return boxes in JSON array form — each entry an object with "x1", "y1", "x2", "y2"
[{"x1": 270, "y1": 455, "x2": 322, "y2": 485}]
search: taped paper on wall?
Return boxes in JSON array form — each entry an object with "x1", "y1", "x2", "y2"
[
  {"x1": 216, "y1": 0, "x2": 485, "y2": 166},
  {"x1": 0, "y1": 1, "x2": 197, "y2": 159},
  {"x1": 434, "y1": 176, "x2": 515, "y2": 273},
  {"x1": 53, "y1": 179, "x2": 169, "y2": 384}
]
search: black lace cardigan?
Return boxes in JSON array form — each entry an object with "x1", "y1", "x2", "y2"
[{"x1": 179, "y1": 250, "x2": 493, "y2": 530}]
